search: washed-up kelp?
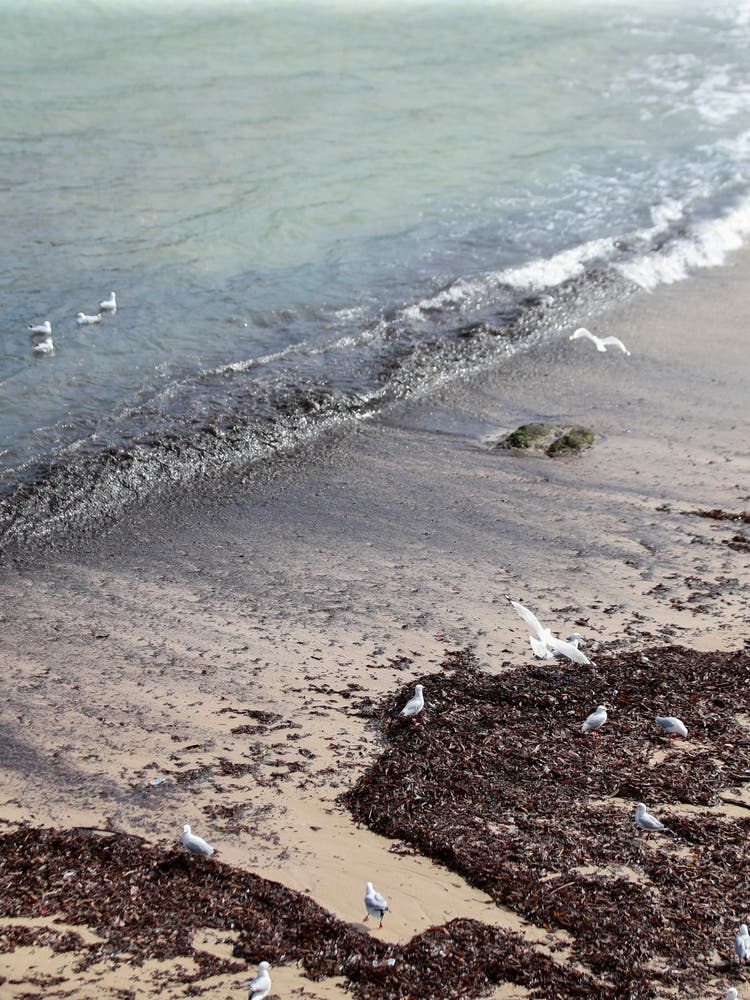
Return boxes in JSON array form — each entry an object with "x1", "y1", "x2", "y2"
[
  {"x1": 0, "y1": 826, "x2": 601, "y2": 999},
  {"x1": 345, "y1": 646, "x2": 750, "y2": 999}
]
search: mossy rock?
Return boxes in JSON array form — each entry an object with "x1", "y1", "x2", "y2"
[{"x1": 496, "y1": 422, "x2": 594, "y2": 457}]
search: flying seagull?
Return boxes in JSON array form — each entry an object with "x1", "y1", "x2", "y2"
[
  {"x1": 400, "y1": 683, "x2": 424, "y2": 718},
  {"x1": 634, "y1": 802, "x2": 666, "y2": 836},
  {"x1": 180, "y1": 823, "x2": 214, "y2": 857},
  {"x1": 364, "y1": 882, "x2": 390, "y2": 928},
  {"x1": 655, "y1": 716, "x2": 687, "y2": 738},
  {"x1": 244, "y1": 961, "x2": 272, "y2": 1000},
  {"x1": 27, "y1": 320, "x2": 52, "y2": 335},
  {"x1": 99, "y1": 291, "x2": 117, "y2": 312},
  {"x1": 569, "y1": 327, "x2": 630, "y2": 355},
  {"x1": 505, "y1": 597, "x2": 592, "y2": 665},
  {"x1": 76, "y1": 311, "x2": 101, "y2": 325},
  {"x1": 581, "y1": 704, "x2": 607, "y2": 736}
]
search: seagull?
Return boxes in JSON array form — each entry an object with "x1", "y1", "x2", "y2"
[
  {"x1": 32, "y1": 336, "x2": 54, "y2": 354},
  {"x1": 655, "y1": 716, "x2": 688, "y2": 738},
  {"x1": 634, "y1": 802, "x2": 666, "y2": 836},
  {"x1": 364, "y1": 882, "x2": 390, "y2": 928},
  {"x1": 736, "y1": 925, "x2": 750, "y2": 964},
  {"x1": 76, "y1": 312, "x2": 101, "y2": 326},
  {"x1": 27, "y1": 320, "x2": 52, "y2": 335},
  {"x1": 243, "y1": 961, "x2": 271, "y2": 1000},
  {"x1": 581, "y1": 704, "x2": 607, "y2": 736},
  {"x1": 554, "y1": 633, "x2": 583, "y2": 658},
  {"x1": 569, "y1": 327, "x2": 630, "y2": 355},
  {"x1": 399, "y1": 684, "x2": 424, "y2": 718},
  {"x1": 180, "y1": 823, "x2": 214, "y2": 857},
  {"x1": 505, "y1": 597, "x2": 592, "y2": 665},
  {"x1": 99, "y1": 291, "x2": 117, "y2": 312},
  {"x1": 725, "y1": 988, "x2": 738, "y2": 1000}
]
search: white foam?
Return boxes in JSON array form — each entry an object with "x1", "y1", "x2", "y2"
[
  {"x1": 499, "y1": 237, "x2": 616, "y2": 291},
  {"x1": 617, "y1": 193, "x2": 750, "y2": 290}
]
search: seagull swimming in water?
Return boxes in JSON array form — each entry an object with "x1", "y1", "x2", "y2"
[
  {"x1": 400, "y1": 683, "x2": 424, "y2": 718},
  {"x1": 244, "y1": 961, "x2": 271, "y2": 999},
  {"x1": 581, "y1": 704, "x2": 607, "y2": 736},
  {"x1": 505, "y1": 597, "x2": 592, "y2": 665},
  {"x1": 32, "y1": 336, "x2": 54, "y2": 354},
  {"x1": 569, "y1": 327, "x2": 630, "y2": 355},
  {"x1": 736, "y1": 925, "x2": 750, "y2": 964},
  {"x1": 76, "y1": 311, "x2": 101, "y2": 326},
  {"x1": 99, "y1": 291, "x2": 116, "y2": 312},
  {"x1": 634, "y1": 802, "x2": 666, "y2": 836},
  {"x1": 655, "y1": 715, "x2": 688, "y2": 738},
  {"x1": 27, "y1": 320, "x2": 52, "y2": 335},
  {"x1": 180, "y1": 823, "x2": 214, "y2": 857},
  {"x1": 364, "y1": 882, "x2": 390, "y2": 928}
]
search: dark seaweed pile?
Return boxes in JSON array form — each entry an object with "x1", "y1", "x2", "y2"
[
  {"x1": 0, "y1": 827, "x2": 604, "y2": 998},
  {"x1": 345, "y1": 646, "x2": 750, "y2": 999}
]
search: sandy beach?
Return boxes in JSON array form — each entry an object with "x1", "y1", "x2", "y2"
[{"x1": 1, "y1": 249, "x2": 749, "y2": 999}]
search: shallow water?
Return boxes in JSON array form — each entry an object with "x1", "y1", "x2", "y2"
[{"x1": 1, "y1": 0, "x2": 750, "y2": 542}]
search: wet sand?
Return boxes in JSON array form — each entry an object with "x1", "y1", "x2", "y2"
[{"x1": 1, "y1": 248, "x2": 749, "y2": 998}]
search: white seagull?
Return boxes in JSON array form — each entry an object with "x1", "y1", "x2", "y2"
[
  {"x1": 76, "y1": 311, "x2": 101, "y2": 326},
  {"x1": 725, "y1": 988, "x2": 738, "y2": 1000},
  {"x1": 399, "y1": 683, "x2": 424, "y2": 718},
  {"x1": 27, "y1": 320, "x2": 52, "y2": 335},
  {"x1": 180, "y1": 823, "x2": 214, "y2": 857},
  {"x1": 634, "y1": 802, "x2": 666, "y2": 836},
  {"x1": 581, "y1": 704, "x2": 607, "y2": 736},
  {"x1": 736, "y1": 925, "x2": 750, "y2": 964},
  {"x1": 655, "y1": 715, "x2": 688, "y2": 738},
  {"x1": 505, "y1": 597, "x2": 592, "y2": 665},
  {"x1": 32, "y1": 336, "x2": 54, "y2": 354},
  {"x1": 99, "y1": 291, "x2": 117, "y2": 312},
  {"x1": 244, "y1": 960, "x2": 272, "y2": 1000},
  {"x1": 364, "y1": 881, "x2": 390, "y2": 928},
  {"x1": 569, "y1": 327, "x2": 630, "y2": 355}
]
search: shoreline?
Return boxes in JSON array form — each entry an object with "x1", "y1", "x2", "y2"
[{"x1": 1, "y1": 249, "x2": 749, "y2": 998}]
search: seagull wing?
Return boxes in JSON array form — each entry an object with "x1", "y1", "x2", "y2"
[
  {"x1": 506, "y1": 598, "x2": 547, "y2": 641},
  {"x1": 529, "y1": 634, "x2": 554, "y2": 659},
  {"x1": 600, "y1": 336, "x2": 630, "y2": 355},
  {"x1": 569, "y1": 327, "x2": 595, "y2": 343},
  {"x1": 547, "y1": 634, "x2": 591, "y2": 664}
]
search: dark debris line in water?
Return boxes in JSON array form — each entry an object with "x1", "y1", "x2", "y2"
[
  {"x1": 1, "y1": 645, "x2": 749, "y2": 998},
  {"x1": 346, "y1": 646, "x2": 750, "y2": 998}
]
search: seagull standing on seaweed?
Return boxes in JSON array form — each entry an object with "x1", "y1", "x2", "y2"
[
  {"x1": 505, "y1": 596, "x2": 592, "y2": 665},
  {"x1": 581, "y1": 704, "x2": 607, "y2": 737},
  {"x1": 634, "y1": 802, "x2": 666, "y2": 838},
  {"x1": 735, "y1": 924, "x2": 750, "y2": 963},
  {"x1": 569, "y1": 326, "x2": 631, "y2": 355},
  {"x1": 655, "y1": 715, "x2": 687, "y2": 738},
  {"x1": 399, "y1": 683, "x2": 424, "y2": 718},
  {"x1": 364, "y1": 882, "x2": 390, "y2": 928}
]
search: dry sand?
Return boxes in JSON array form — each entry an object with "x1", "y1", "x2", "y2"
[{"x1": 1, "y1": 247, "x2": 749, "y2": 998}]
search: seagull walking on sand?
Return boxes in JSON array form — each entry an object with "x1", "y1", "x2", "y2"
[
  {"x1": 400, "y1": 683, "x2": 424, "y2": 718},
  {"x1": 505, "y1": 597, "x2": 592, "y2": 665},
  {"x1": 27, "y1": 320, "x2": 52, "y2": 335},
  {"x1": 32, "y1": 336, "x2": 54, "y2": 354},
  {"x1": 655, "y1": 715, "x2": 688, "y2": 738},
  {"x1": 634, "y1": 802, "x2": 666, "y2": 836},
  {"x1": 581, "y1": 704, "x2": 607, "y2": 737},
  {"x1": 244, "y1": 960, "x2": 271, "y2": 999},
  {"x1": 569, "y1": 327, "x2": 630, "y2": 355},
  {"x1": 180, "y1": 823, "x2": 214, "y2": 857},
  {"x1": 99, "y1": 291, "x2": 117, "y2": 312},
  {"x1": 364, "y1": 882, "x2": 390, "y2": 928},
  {"x1": 736, "y1": 925, "x2": 750, "y2": 964},
  {"x1": 76, "y1": 311, "x2": 101, "y2": 326}
]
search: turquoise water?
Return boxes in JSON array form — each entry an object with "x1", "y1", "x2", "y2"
[{"x1": 1, "y1": 0, "x2": 750, "y2": 536}]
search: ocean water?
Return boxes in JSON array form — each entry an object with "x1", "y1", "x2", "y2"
[{"x1": 2, "y1": 0, "x2": 750, "y2": 545}]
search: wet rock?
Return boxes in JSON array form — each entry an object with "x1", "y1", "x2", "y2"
[{"x1": 495, "y1": 422, "x2": 594, "y2": 457}]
